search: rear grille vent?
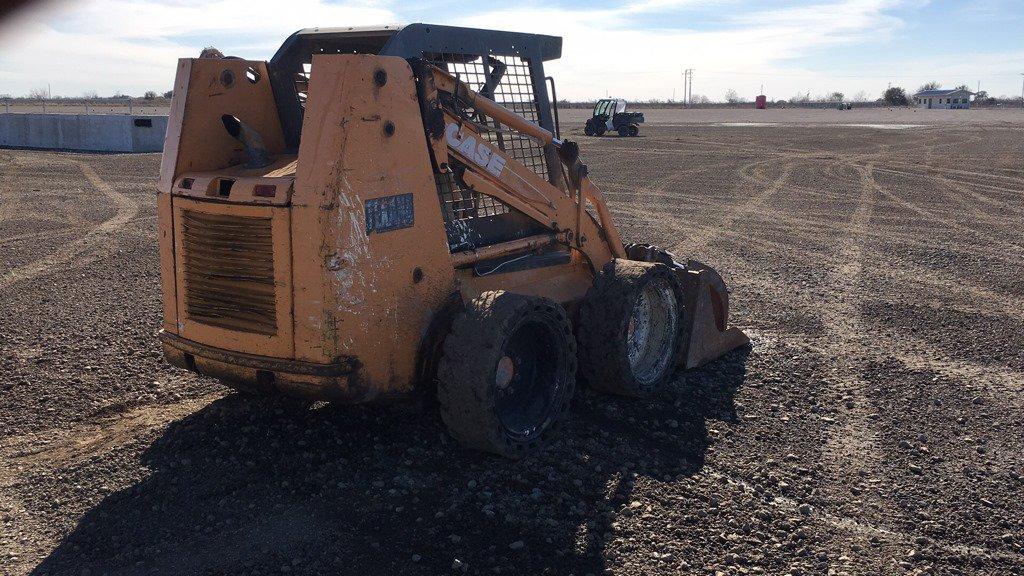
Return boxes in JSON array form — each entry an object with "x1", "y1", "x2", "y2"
[{"x1": 181, "y1": 210, "x2": 277, "y2": 335}]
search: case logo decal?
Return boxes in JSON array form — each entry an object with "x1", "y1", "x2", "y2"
[{"x1": 445, "y1": 122, "x2": 507, "y2": 178}]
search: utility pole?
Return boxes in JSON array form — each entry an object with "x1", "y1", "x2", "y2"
[
  {"x1": 689, "y1": 69, "x2": 693, "y2": 105},
  {"x1": 681, "y1": 69, "x2": 694, "y2": 106},
  {"x1": 682, "y1": 69, "x2": 688, "y2": 106}
]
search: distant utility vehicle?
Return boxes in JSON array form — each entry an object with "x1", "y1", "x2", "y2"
[{"x1": 584, "y1": 98, "x2": 644, "y2": 137}]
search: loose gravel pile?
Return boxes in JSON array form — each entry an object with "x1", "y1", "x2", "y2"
[{"x1": 1, "y1": 113, "x2": 1022, "y2": 575}]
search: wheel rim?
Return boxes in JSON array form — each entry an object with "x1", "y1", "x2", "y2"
[
  {"x1": 625, "y1": 278, "x2": 679, "y2": 386},
  {"x1": 494, "y1": 319, "x2": 568, "y2": 440}
]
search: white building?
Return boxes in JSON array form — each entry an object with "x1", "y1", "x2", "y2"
[{"x1": 913, "y1": 88, "x2": 972, "y2": 109}]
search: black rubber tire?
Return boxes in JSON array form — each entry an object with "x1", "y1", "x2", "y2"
[
  {"x1": 594, "y1": 123, "x2": 607, "y2": 136},
  {"x1": 628, "y1": 124, "x2": 640, "y2": 137},
  {"x1": 584, "y1": 119, "x2": 597, "y2": 136},
  {"x1": 578, "y1": 259, "x2": 683, "y2": 397},
  {"x1": 617, "y1": 126, "x2": 630, "y2": 137},
  {"x1": 437, "y1": 291, "x2": 577, "y2": 457}
]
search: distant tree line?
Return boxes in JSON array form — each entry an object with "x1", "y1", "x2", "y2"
[
  {"x1": 4, "y1": 84, "x2": 1019, "y2": 108},
  {"x1": 0, "y1": 89, "x2": 173, "y2": 100},
  {"x1": 559, "y1": 82, "x2": 1021, "y2": 109}
]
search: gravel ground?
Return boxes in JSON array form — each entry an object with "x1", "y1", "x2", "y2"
[{"x1": 1, "y1": 114, "x2": 1023, "y2": 576}]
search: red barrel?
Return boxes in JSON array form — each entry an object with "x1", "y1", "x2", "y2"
[{"x1": 755, "y1": 95, "x2": 767, "y2": 109}]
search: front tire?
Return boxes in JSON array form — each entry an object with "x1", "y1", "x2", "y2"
[
  {"x1": 438, "y1": 291, "x2": 577, "y2": 457},
  {"x1": 584, "y1": 119, "x2": 597, "y2": 136},
  {"x1": 578, "y1": 260, "x2": 682, "y2": 397}
]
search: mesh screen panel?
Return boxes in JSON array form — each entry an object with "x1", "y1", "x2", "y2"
[
  {"x1": 427, "y1": 53, "x2": 552, "y2": 252},
  {"x1": 433, "y1": 54, "x2": 549, "y2": 180},
  {"x1": 436, "y1": 172, "x2": 510, "y2": 222}
]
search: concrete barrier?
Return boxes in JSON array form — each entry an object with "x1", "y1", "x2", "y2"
[{"x1": 0, "y1": 113, "x2": 168, "y2": 152}]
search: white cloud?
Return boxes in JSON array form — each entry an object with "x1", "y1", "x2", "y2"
[
  {"x1": 451, "y1": 0, "x2": 910, "y2": 100},
  {"x1": 0, "y1": 0, "x2": 396, "y2": 96},
  {"x1": 0, "y1": 0, "x2": 1019, "y2": 100}
]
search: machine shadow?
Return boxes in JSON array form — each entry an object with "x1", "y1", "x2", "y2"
[{"x1": 31, "y1": 347, "x2": 748, "y2": 576}]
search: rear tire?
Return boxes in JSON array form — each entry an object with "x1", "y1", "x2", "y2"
[
  {"x1": 628, "y1": 124, "x2": 640, "y2": 137},
  {"x1": 617, "y1": 125, "x2": 630, "y2": 137},
  {"x1": 578, "y1": 259, "x2": 682, "y2": 397},
  {"x1": 438, "y1": 291, "x2": 577, "y2": 457}
]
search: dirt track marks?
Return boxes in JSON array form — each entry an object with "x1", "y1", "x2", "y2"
[
  {"x1": 858, "y1": 157, "x2": 1024, "y2": 255},
  {"x1": 717, "y1": 155, "x2": 1024, "y2": 313},
  {"x1": 726, "y1": 205, "x2": 1024, "y2": 405},
  {"x1": 871, "y1": 164, "x2": 1024, "y2": 215},
  {"x1": 0, "y1": 394, "x2": 222, "y2": 484},
  {"x1": 818, "y1": 163, "x2": 882, "y2": 487},
  {"x1": 0, "y1": 393, "x2": 221, "y2": 576},
  {"x1": 670, "y1": 158, "x2": 794, "y2": 256},
  {"x1": 0, "y1": 161, "x2": 139, "y2": 291},
  {"x1": 702, "y1": 462, "x2": 1024, "y2": 564}
]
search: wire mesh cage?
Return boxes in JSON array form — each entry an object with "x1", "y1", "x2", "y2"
[
  {"x1": 435, "y1": 171, "x2": 510, "y2": 222},
  {"x1": 431, "y1": 53, "x2": 549, "y2": 181},
  {"x1": 426, "y1": 51, "x2": 555, "y2": 252}
]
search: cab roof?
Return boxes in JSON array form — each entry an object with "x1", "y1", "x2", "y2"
[{"x1": 271, "y1": 23, "x2": 562, "y2": 65}]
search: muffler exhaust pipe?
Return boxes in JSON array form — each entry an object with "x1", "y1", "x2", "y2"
[{"x1": 221, "y1": 114, "x2": 271, "y2": 169}]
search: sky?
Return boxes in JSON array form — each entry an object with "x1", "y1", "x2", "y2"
[{"x1": 0, "y1": 0, "x2": 1022, "y2": 101}]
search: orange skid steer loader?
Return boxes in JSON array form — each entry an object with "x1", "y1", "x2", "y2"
[{"x1": 157, "y1": 24, "x2": 747, "y2": 456}]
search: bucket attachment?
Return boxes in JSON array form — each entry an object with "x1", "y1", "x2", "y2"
[{"x1": 678, "y1": 261, "x2": 749, "y2": 368}]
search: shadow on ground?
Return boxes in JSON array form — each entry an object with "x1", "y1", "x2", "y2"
[{"x1": 32, "y1": 348, "x2": 748, "y2": 576}]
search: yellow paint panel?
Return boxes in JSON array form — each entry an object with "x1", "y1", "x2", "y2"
[
  {"x1": 159, "y1": 58, "x2": 286, "y2": 194},
  {"x1": 290, "y1": 54, "x2": 456, "y2": 394},
  {"x1": 157, "y1": 193, "x2": 178, "y2": 332}
]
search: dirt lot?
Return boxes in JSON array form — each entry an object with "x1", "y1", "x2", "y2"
[{"x1": 1, "y1": 111, "x2": 1023, "y2": 575}]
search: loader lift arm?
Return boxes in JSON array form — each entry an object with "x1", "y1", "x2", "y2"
[
  {"x1": 415, "y1": 60, "x2": 747, "y2": 368},
  {"x1": 413, "y1": 61, "x2": 627, "y2": 271}
]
